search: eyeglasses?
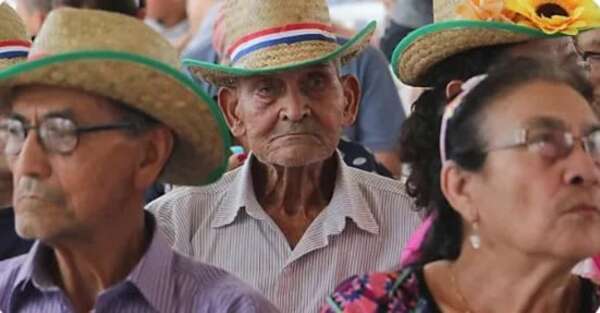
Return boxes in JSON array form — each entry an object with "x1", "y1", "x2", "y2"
[
  {"x1": 0, "y1": 116, "x2": 139, "y2": 155},
  {"x1": 571, "y1": 36, "x2": 600, "y2": 72},
  {"x1": 486, "y1": 128, "x2": 600, "y2": 162}
]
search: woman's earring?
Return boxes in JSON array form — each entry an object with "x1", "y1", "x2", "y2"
[{"x1": 469, "y1": 222, "x2": 481, "y2": 250}]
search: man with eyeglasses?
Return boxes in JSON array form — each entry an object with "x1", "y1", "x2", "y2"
[
  {"x1": 573, "y1": 31, "x2": 600, "y2": 112},
  {"x1": 0, "y1": 8, "x2": 278, "y2": 313},
  {"x1": 0, "y1": 1, "x2": 33, "y2": 262}
]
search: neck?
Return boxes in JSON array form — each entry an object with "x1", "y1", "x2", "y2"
[
  {"x1": 0, "y1": 174, "x2": 13, "y2": 209},
  {"x1": 157, "y1": 13, "x2": 186, "y2": 29},
  {"x1": 447, "y1": 244, "x2": 581, "y2": 313},
  {"x1": 253, "y1": 155, "x2": 337, "y2": 247},
  {"x1": 50, "y1": 207, "x2": 147, "y2": 313}
]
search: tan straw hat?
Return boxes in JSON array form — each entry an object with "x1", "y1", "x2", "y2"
[
  {"x1": 0, "y1": 1, "x2": 31, "y2": 68},
  {"x1": 393, "y1": 0, "x2": 600, "y2": 86},
  {"x1": 183, "y1": 0, "x2": 376, "y2": 86},
  {"x1": 0, "y1": 8, "x2": 231, "y2": 186}
]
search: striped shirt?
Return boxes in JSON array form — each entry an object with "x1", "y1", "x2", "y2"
[
  {"x1": 0, "y1": 214, "x2": 279, "y2": 313},
  {"x1": 148, "y1": 153, "x2": 421, "y2": 313}
]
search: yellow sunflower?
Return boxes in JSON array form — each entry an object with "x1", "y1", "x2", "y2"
[
  {"x1": 456, "y1": 0, "x2": 517, "y2": 22},
  {"x1": 505, "y1": 0, "x2": 600, "y2": 34}
]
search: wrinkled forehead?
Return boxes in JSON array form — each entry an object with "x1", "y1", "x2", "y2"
[
  {"x1": 239, "y1": 61, "x2": 341, "y2": 82},
  {"x1": 575, "y1": 28, "x2": 600, "y2": 51},
  {"x1": 483, "y1": 81, "x2": 599, "y2": 135}
]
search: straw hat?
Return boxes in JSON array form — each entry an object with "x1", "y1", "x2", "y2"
[
  {"x1": 183, "y1": 0, "x2": 376, "y2": 86},
  {"x1": 0, "y1": 1, "x2": 30, "y2": 68},
  {"x1": 0, "y1": 8, "x2": 231, "y2": 186},
  {"x1": 393, "y1": 0, "x2": 600, "y2": 86}
]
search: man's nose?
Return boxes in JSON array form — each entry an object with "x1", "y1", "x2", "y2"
[
  {"x1": 279, "y1": 86, "x2": 310, "y2": 122},
  {"x1": 11, "y1": 130, "x2": 51, "y2": 180}
]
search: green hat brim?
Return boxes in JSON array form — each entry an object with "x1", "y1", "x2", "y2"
[
  {"x1": 391, "y1": 20, "x2": 568, "y2": 86},
  {"x1": 183, "y1": 21, "x2": 377, "y2": 86},
  {"x1": 0, "y1": 50, "x2": 232, "y2": 186}
]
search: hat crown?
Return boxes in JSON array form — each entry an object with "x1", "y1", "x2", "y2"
[
  {"x1": 0, "y1": 2, "x2": 28, "y2": 41},
  {"x1": 221, "y1": 0, "x2": 332, "y2": 57},
  {"x1": 31, "y1": 8, "x2": 178, "y2": 67}
]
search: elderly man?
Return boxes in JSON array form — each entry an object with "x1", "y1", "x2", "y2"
[
  {"x1": 0, "y1": 2, "x2": 33, "y2": 261},
  {"x1": 0, "y1": 8, "x2": 278, "y2": 313},
  {"x1": 182, "y1": 1, "x2": 405, "y2": 176},
  {"x1": 148, "y1": 0, "x2": 421, "y2": 311}
]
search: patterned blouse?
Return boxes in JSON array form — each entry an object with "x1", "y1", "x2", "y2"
[{"x1": 321, "y1": 266, "x2": 600, "y2": 313}]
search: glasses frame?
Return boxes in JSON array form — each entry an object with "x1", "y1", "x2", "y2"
[
  {"x1": 0, "y1": 116, "x2": 141, "y2": 155},
  {"x1": 570, "y1": 36, "x2": 600, "y2": 72},
  {"x1": 485, "y1": 127, "x2": 600, "y2": 162}
]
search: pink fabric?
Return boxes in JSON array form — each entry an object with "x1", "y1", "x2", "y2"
[
  {"x1": 400, "y1": 215, "x2": 434, "y2": 266},
  {"x1": 592, "y1": 256, "x2": 600, "y2": 281}
]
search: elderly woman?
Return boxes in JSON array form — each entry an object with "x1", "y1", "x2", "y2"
[{"x1": 322, "y1": 57, "x2": 600, "y2": 312}]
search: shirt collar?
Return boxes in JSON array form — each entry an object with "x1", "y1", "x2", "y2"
[
  {"x1": 211, "y1": 151, "x2": 379, "y2": 235},
  {"x1": 125, "y1": 213, "x2": 176, "y2": 313},
  {"x1": 13, "y1": 241, "x2": 54, "y2": 294},
  {"x1": 12, "y1": 213, "x2": 177, "y2": 313},
  {"x1": 211, "y1": 153, "x2": 271, "y2": 228}
]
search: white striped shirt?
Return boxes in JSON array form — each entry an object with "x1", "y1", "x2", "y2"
[{"x1": 148, "y1": 153, "x2": 421, "y2": 313}]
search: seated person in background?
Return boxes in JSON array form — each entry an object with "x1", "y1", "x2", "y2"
[
  {"x1": 323, "y1": 57, "x2": 600, "y2": 312},
  {"x1": 148, "y1": 0, "x2": 421, "y2": 311},
  {"x1": 0, "y1": 2, "x2": 33, "y2": 261},
  {"x1": 15, "y1": 0, "x2": 52, "y2": 38},
  {"x1": 144, "y1": 0, "x2": 189, "y2": 49},
  {"x1": 16, "y1": 0, "x2": 143, "y2": 39},
  {"x1": 0, "y1": 8, "x2": 278, "y2": 313},
  {"x1": 52, "y1": 0, "x2": 141, "y2": 16}
]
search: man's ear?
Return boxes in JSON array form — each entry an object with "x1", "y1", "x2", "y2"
[
  {"x1": 340, "y1": 74, "x2": 360, "y2": 126},
  {"x1": 440, "y1": 161, "x2": 480, "y2": 223},
  {"x1": 134, "y1": 127, "x2": 174, "y2": 191},
  {"x1": 218, "y1": 86, "x2": 245, "y2": 138}
]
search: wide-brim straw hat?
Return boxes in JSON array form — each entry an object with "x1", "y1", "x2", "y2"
[
  {"x1": 0, "y1": 8, "x2": 231, "y2": 186},
  {"x1": 0, "y1": 1, "x2": 30, "y2": 69},
  {"x1": 183, "y1": 0, "x2": 376, "y2": 86},
  {"x1": 394, "y1": 0, "x2": 600, "y2": 87}
]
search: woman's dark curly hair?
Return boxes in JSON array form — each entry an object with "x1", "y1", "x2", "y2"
[{"x1": 400, "y1": 54, "x2": 594, "y2": 265}]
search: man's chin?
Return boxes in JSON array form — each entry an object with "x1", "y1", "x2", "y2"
[{"x1": 264, "y1": 148, "x2": 335, "y2": 167}]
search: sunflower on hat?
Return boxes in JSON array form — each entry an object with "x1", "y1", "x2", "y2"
[{"x1": 457, "y1": 0, "x2": 600, "y2": 34}]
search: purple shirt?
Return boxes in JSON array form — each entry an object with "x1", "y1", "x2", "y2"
[{"x1": 0, "y1": 215, "x2": 279, "y2": 313}]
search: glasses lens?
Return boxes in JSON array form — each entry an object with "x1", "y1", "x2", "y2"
[
  {"x1": 0, "y1": 119, "x2": 26, "y2": 155},
  {"x1": 584, "y1": 129, "x2": 600, "y2": 162},
  {"x1": 40, "y1": 117, "x2": 78, "y2": 154},
  {"x1": 527, "y1": 129, "x2": 572, "y2": 160}
]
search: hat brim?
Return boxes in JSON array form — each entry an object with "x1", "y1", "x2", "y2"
[
  {"x1": 392, "y1": 20, "x2": 564, "y2": 87},
  {"x1": 183, "y1": 21, "x2": 377, "y2": 86},
  {"x1": 0, "y1": 50, "x2": 231, "y2": 186}
]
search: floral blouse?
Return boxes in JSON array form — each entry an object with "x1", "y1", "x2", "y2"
[{"x1": 321, "y1": 266, "x2": 600, "y2": 313}]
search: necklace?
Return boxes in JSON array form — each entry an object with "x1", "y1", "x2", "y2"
[{"x1": 448, "y1": 265, "x2": 476, "y2": 313}]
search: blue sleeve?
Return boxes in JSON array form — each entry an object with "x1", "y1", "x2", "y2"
[
  {"x1": 341, "y1": 44, "x2": 405, "y2": 152},
  {"x1": 181, "y1": 34, "x2": 220, "y2": 98}
]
